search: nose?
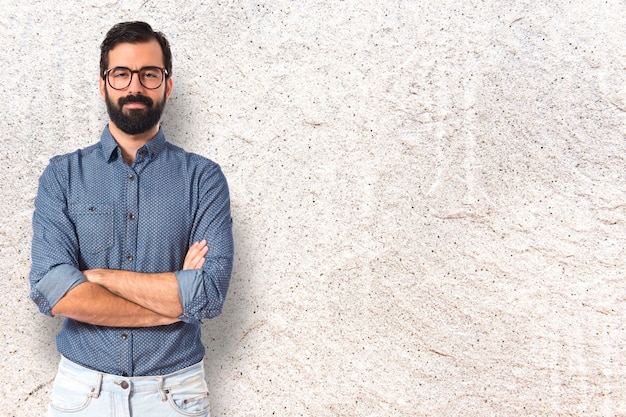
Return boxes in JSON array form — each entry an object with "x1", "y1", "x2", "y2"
[{"x1": 127, "y1": 71, "x2": 146, "y2": 94}]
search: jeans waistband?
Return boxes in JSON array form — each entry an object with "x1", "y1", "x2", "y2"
[{"x1": 57, "y1": 356, "x2": 205, "y2": 400}]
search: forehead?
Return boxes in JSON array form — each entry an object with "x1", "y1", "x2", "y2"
[{"x1": 107, "y1": 39, "x2": 164, "y2": 68}]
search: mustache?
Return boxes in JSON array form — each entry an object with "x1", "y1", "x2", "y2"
[{"x1": 118, "y1": 94, "x2": 153, "y2": 107}]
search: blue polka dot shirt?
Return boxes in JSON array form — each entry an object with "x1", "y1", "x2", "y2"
[{"x1": 29, "y1": 126, "x2": 234, "y2": 376}]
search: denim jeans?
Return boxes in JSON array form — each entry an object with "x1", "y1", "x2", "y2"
[{"x1": 47, "y1": 357, "x2": 211, "y2": 417}]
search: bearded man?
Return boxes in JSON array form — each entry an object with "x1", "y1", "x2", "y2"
[{"x1": 29, "y1": 21, "x2": 233, "y2": 417}]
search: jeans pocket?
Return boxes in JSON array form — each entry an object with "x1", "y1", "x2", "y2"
[
  {"x1": 167, "y1": 377, "x2": 211, "y2": 416},
  {"x1": 49, "y1": 371, "x2": 93, "y2": 413}
]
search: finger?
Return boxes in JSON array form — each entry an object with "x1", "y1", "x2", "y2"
[
  {"x1": 189, "y1": 242, "x2": 208, "y2": 260},
  {"x1": 187, "y1": 241, "x2": 205, "y2": 256},
  {"x1": 183, "y1": 241, "x2": 209, "y2": 270}
]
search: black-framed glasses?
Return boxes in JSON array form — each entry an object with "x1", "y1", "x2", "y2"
[{"x1": 104, "y1": 66, "x2": 168, "y2": 90}]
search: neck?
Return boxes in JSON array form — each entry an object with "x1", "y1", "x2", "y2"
[{"x1": 108, "y1": 121, "x2": 159, "y2": 165}]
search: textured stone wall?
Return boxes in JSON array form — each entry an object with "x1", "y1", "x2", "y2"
[{"x1": 1, "y1": 1, "x2": 624, "y2": 416}]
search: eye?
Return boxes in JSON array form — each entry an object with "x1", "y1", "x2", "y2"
[
  {"x1": 141, "y1": 68, "x2": 161, "y2": 79},
  {"x1": 110, "y1": 68, "x2": 130, "y2": 78}
]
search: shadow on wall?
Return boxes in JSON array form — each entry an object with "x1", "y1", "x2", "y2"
[
  {"x1": 162, "y1": 85, "x2": 254, "y2": 409},
  {"x1": 201, "y1": 217, "x2": 254, "y2": 387},
  {"x1": 28, "y1": 309, "x2": 64, "y2": 388},
  {"x1": 160, "y1": 76, "x2": 204, "y2": 153}
]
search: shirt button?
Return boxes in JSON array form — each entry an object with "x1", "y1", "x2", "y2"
[
  {"x1": 125, "y1": 254, "x2": 133, "y2": 261},
  {"x1": 121, "y1": 333, "x2": 128, "y2": 340},
  {"x1": 127, "y1": 213, "x2": 135, "y2": 220},
  {"x1": 128, "y1": 174, "x2": 135, "y2": 181}
]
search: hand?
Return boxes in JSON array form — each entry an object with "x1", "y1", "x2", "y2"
[{"x1": 183, "y1": 240, "x2": 209, "y2": 270}]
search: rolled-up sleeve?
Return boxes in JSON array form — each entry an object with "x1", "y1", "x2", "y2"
[
  {"x1": 175, "y1": 163, "x2": 234, "y2": 324},
  {"x1": 30, "y1": 161, "x2": 85, "y2": 316}
]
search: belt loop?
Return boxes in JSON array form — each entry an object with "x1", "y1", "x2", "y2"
[
  {"x1": 157, "y1": 376, "x2": 167, "y2": 402},
  {"x1": 89, "y1": 373, "x2": 103, "y2": 399}
]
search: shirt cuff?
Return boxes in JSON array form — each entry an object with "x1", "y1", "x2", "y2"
[
  {"x1": 35, "y1": 264, "x2": 86, "y2": 313},
  {"x1": 175, "y1": 269, "x2": 205, "y2": 320}
]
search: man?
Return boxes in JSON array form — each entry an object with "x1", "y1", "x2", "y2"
[{"x1": 29, "y1": 21, "x2": 233, "y2": 416}]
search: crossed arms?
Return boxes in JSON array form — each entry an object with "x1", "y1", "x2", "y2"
[
  {"x1": 50, "y1": 241, "x2": 209, "y2": 327},
  {"x1": 31, "y1": 156, "x2": 234, "y2": 327}
]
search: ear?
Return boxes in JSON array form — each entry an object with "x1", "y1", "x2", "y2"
[
  {"x1": 166, "y1": 77, "x2": 173, "y2": 100},
  {"x1": 99, "y1": 77, "x2": 106, "y2": 100}
]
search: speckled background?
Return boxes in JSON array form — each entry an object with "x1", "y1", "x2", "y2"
[{"x1": 1, "y1": 1, "x2": 625, "y2": 416}]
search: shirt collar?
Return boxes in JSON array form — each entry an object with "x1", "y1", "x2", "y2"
[{"x1": 99, "y1": 125, "x2": 167, "y2": 163}]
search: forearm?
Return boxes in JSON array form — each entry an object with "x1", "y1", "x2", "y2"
[
  {"x1": 51, "y1": 282, "x2": 179, "y2": 327},
  {"x1": 84, "y1": 269, "x2": 183, "y2": 318}
]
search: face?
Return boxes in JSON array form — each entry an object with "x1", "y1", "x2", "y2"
[{"x1": 100, "y1": 40, "x2": 173, "y2": 136}]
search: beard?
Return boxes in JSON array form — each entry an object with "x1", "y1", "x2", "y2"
[{"x1": 105, "y1": 89, "x2": 167, "y2": 135}]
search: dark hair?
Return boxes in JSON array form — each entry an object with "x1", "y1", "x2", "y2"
[{"x1": 100, "y1": 21, "x2": 172, "y2": 79}]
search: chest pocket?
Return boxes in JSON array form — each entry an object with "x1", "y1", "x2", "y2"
[{"x1": 69, "y1": 204, "x2": 115, "y2": 254}]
